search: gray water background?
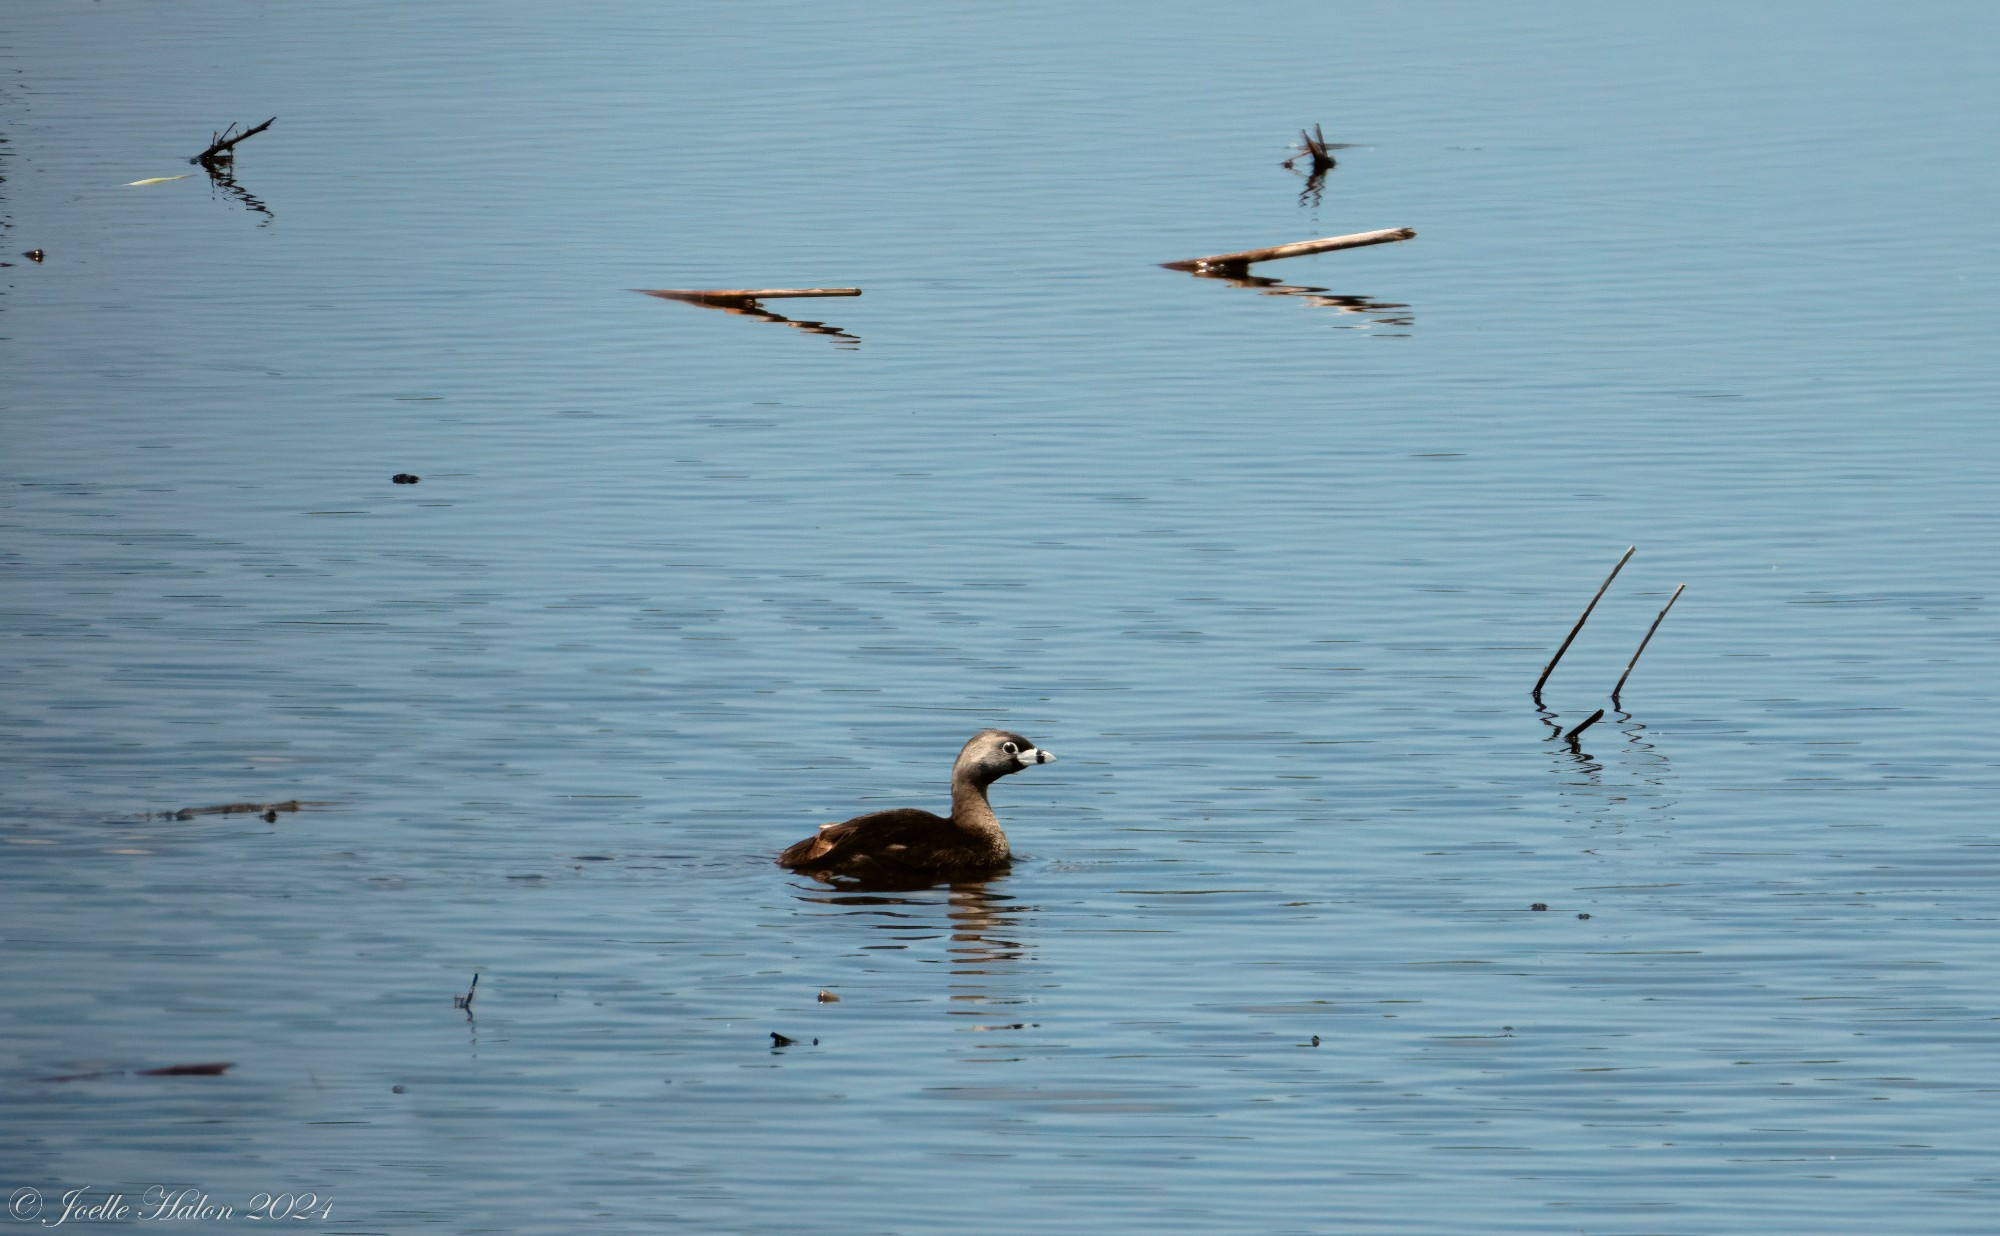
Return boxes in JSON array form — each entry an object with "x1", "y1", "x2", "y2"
[{"x1": 3, "y1": 2, "x2": 1998, "y2": 1231}]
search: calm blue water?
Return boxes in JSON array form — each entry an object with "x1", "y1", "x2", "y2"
[{"x1": 4, "y1": 2, "x2": 1998, "y2": 1231}]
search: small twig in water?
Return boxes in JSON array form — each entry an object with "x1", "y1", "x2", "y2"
[
  {"x1": 1532, "y1": 546, "x2": 1635, "y2": 703},
  {"x1": 1611, "y1": 583, "x2": 1685, "y2": 706},
  {"x1": 1564, "y1": 708, "x2": 1605, "y2": 744},
  {"x1": 191, "y1": 117, "x2": 276, "y2": 165},
  {"x1": 1281, "y1": 124, "x2": 1338, "y2": 175},
  {"x1": 453, "y1": 973, "x2": 479, "y2": 1011}
]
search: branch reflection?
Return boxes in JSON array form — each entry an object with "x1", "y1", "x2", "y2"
[
  {"x1": 1176, "y1": 267, "x2": 1411, "y2": 333},
  {"x1": 202, "y1": 162, "x2": 272, "y2": 222},
  {"x1": 637, "y1": 290, "x2": 859, "y2": 347}
]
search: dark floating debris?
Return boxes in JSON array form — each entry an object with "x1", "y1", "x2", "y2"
[
  {"x1": 453, "y1": 973, "x2": 479, "y2": 1012},
  {"x1": 190, "y1": 117, "x2": 276, "y2": 166},
  {"x1": 1577, "y1": 913, "x2": 1592, "y2": 920},
  {"x1": 1163, "y1": 227, "x2": 1415, "y2": 276},
  {"x1": 261, "y1": 809, "x2": 278, "y2": 823},
  {"x1": 1280, "y1": 124, "x2": 1359, "y2": 209},
  {"x1": 1564, "y1": 708, "x2": 1606, "y2": 744},
  {"x1": 23, "y1": 249, "x2": 44, "y2": 263},
  {"x1": 185, "y1": 119, "x2": 277, "y2": 219},
  {"x1": 44, "y1": 1061, "x2": 236, "y2": 1081},
  {"x1": 1530, "y1": 903, "x2": 1548, "y2": 912},
  {"x1": 770, "y1": 1032, "x2": 796, "y2": 1047},
  {"x1": 136, "y1": 1062, "x2": 234, "y2": 1076},
  {"x1": 816, "y1": 989, "x2": 840, "y2": 1003},
  {"x1": 1533, "y1": 546, "x2": 1634, "y2": 703},
  {"x1": 1611, "y1": 583, "x2": 1686, "y2": 706},
  {"x1": 1280, "y1": 124, "x2": 1341, "y2": 176},
  {"x1": 168, "y1": 799, "x2": 319, "y2": 821},
  {"x1": 391, "y1": 473, "x2": 420, "y2": 484},
  {"x1": 634, "y1": 288, "x2": 862, "y2": 346}
]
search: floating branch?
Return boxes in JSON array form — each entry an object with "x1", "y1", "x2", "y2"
[
  {"x1": 1164, "y1": 227, "x2": 1415, "y2": 274},
  {"x1": 635, "y1": 288, "x2": 860, "y2": 303},
  {"x1": 454, "y1": 973, "x2": 479, "y2": 1011},
  {"x1": 190, "y1": 117, "x2": 276, "y2": 165},
  {"x1": 1532, "y1": 546, "x2": 1635, "y2": 703},
  {"x1": 1611, "y1": 583, "x2": 1685, "y2": 706},
  {"x1": 1564, "y1": 708, "x2": 1605, "y2": 743}
]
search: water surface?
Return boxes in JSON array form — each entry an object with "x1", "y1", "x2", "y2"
[{"x1": 4, "y1": 2, "x2": 1998, "y2": 1232}]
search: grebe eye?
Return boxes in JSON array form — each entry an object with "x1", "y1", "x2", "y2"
[{"x1": 1002, "y1": 742, "x2": 1018, "y2": 755}]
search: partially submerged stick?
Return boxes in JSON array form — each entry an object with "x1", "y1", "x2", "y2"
[
  {"x1": 1281, "y1": 124, "x2": 1338, "y2": 175},
  {"x1": 191, "y1": 117, "x2": 276, "y2": 165},
  {"x1": 1532, "y1": 546, "x2": 1635, "y2": 703},
  {"x1": 634, "y1": 288, "x2": 860, "y2": 303},
  {"x1": 1563, "y1": 708, "x2": 1605, "y2": 744},
  {"x1": 1611, "y1": 583, "x2": 1685, "y2": 706},
  {"x1": 1163, "y1": 227, "x2": 1415, "y2": 273}
]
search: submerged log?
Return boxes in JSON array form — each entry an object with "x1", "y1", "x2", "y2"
[{"x1": 1163, "y1": 227, "x2": 1415, "y2": 273}]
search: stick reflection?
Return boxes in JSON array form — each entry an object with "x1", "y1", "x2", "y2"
[
  {"x1": 636, "y1": 290, "x2": 859, "y2": 347},
  {"x1": 202, "y1": 162, "x2": 272, "y2": 222},
  {"x1": 1175, "y1": 267, "x2": 1412, "y2": 332}
]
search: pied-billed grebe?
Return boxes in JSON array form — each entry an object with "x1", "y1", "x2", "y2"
[{"x1": 777, "y1": 729, "x2": 1056, "y2": 882}]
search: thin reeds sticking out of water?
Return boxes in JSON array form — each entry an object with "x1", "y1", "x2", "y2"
[
  {"x1": 1611, "y1": 583, "x2": 1685, "y2": 706},
  {"x1": 1533, "y1": 546, "x2": 1635, "y2": 703}
]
